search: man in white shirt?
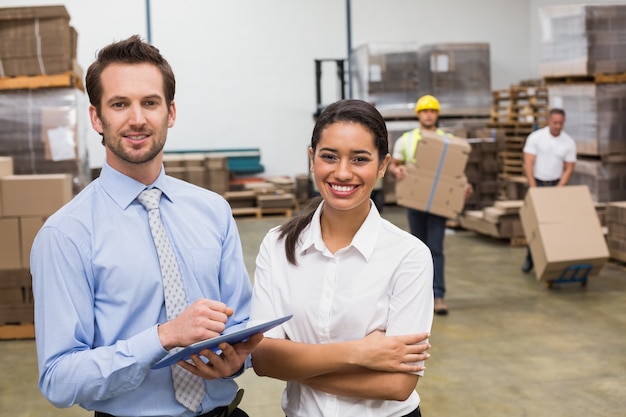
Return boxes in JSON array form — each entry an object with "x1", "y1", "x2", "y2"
[{"x1": 521, "y1": 108, "x2": 577, "y2": 272}]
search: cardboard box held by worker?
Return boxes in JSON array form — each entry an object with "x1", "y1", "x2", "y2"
[
  {"x1": 519, "y1": 185, "x2": 609, "y2": 282},
  {"x1": 395, "y1": 131, "x2": 471, "y2": 219}
]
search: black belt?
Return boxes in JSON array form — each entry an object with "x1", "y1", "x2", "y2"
[
  {"x1": 535, "y1": 178, "x2": 559, "y2": 186},
  {"x1": 95, "y1": 407, "x2": 227, "y2": 417},
  {"x1": 403, "y1": 406, "x2": 421, "y2": 417}
]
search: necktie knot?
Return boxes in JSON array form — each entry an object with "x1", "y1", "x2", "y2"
[{"x1": 137, "y1": 188, "x2": 162, "y2": 211}]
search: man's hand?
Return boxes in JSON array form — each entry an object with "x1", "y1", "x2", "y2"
[
  {"x1": 179, "y1": 333, "x2": 264, "y2": 380},
  {"x1": 158, "y1": 299, "x2": 234, "y2": 350},
  {"x1": 394, "y1": 165, "x2": 408, "y2": 181},
  {"x1": 464, "y1": 183, "x2": 474, "y2": 201}
]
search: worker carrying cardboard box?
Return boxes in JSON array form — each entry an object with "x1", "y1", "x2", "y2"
[
  {"x1": 520, "y1": 108, "x2": 577, "y2": 273},
  {"x1": 389, "y1": 95, "x2": 472, "y2": 316}
]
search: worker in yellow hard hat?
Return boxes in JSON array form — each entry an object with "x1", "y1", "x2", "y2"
[{"x1": 389, "y1": 94, "x2": 462, "y2": 316}]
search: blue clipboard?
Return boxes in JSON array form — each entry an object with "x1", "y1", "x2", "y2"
[{"x1": 152, "y1": 315, "x2": 292, "y2": 369}]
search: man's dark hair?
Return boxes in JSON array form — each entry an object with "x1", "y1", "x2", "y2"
[
  {"x1": 549, "y1": 108, "x2": 565, "y2": 118},
  {"x1": 85, "y1": 35, "x2": 176, "y2": 116}
]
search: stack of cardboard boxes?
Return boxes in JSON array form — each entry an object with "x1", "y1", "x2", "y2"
[
  {"x1": 463, "y1": 137, "x2": 500, "y2": 210},
  {"x1": 606, "y1": 201, "x2": 626, "y2": 263},
  {"x1": 540, "y1": 4, "x2": 626, "y2": 204},
  {"x1": 395, "y1": 131, "x2": 471, "y2": 220},
  {"x1": 162, "y1": 153, "x2": 230, "y2": 195},
  {"x1": 0, "y1": 156, "x2": 73, "y2": 327},
  {"x1": 519, "y1": 185, "x2": 608, "y2": 283},
  {"x1": 225, "y1": 177, "x2": 296, "y2": 218},
  {"x1": 0, "y1": 5, "x2": 88, "y2": 194},
  {"x1": 350, "y1": 43, "x2": 420, "y2": 119},
  {"x1": 417, "y1": 43, "x2": 492, "y2": 118},
  {"x1": 459, "y1": 200, "x2": 525, "y2": 243},
  {"x1": 0, "y1": 5, "x2": 79, "y2": 77}
]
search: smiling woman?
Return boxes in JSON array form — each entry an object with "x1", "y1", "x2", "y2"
[{"x1": 249, "y1": 99, "x2": 434, "y2": 417}]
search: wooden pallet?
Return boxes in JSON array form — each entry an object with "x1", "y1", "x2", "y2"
[
  {"x1": 487, "y1": 122, "x2": 535, "y2": 135},
  {"x1": 544, "y1": 72, "x2": 626, "y2": 85},
  {"x1": 0, "y1": 71, "x2": 84, "y2": 91},
  {"x1": 0, "y1": 323, "x2": 35, "y2": 340},
  {"x1": 232, "y1": 207, "x2": 293, "y2": 219}
]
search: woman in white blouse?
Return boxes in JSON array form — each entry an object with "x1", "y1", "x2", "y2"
[{"x1": 250, "y1": 99, "x2": 434, "y2": 417}]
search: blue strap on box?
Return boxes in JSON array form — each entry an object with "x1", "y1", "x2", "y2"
[{"x1": 426, "y1": 134, "x2": 449, "y2": 212}]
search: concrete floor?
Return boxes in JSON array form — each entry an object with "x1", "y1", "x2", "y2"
[{"x1": 1, "y1": 204, "x2": 625, "y2": 417}]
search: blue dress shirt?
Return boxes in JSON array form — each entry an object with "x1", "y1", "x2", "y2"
[{"x1": 31, "y1": 161, "x2": 252, "y2": 417}]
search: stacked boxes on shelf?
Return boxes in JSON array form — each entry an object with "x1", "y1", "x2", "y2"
[
  {"x1": 546, "y1": 83, "x2": 626, "y2": 157},
  {"x1": 0, "y1": 87, "x2": 89, "y2": 194},
  {"x1": 351, "y1": 43, "x2": 419, "y2": 119},
  {"x1": 417, "y1": 43, "x2": 491, "y2": 117},
  {"x1": 0, "y1": 5, "x2": 79, "y2": 77},
  {"x1": 464, "y1": 137, "x2": 500, "y2": 210},
  {"x1": 606, "y1": 201, "x2": 626, "y2": 263},
  {"x1": 225, "y1": 177, "x2": 296, "y2": 218},
  {"x1": 0, "y1": 5, "x2": 88, "y2": 194},
  {"x1": 162, "y1": 153, "x2": 230, "y2": 195},
  {"x1": 540, "y1": 4, "x2": 626, "y2": 206},
  {"x1": 0, "y1": 156, "x2": 73, "y2": 328},
  {"x1": 539, "y1": 4, "x2": 626, "y2": 78}
]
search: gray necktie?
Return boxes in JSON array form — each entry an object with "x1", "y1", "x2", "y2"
[{"x1": 137, "y1": 188, "x2": 206, "y2": 411}]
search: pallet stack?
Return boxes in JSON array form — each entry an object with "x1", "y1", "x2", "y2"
[
  {"x1": 490, "y1": 82, "x2": 549, "y2": 126},
  {"x1": 487, "y1": 80, "x2": 548, "y2": 182},
  {"x1": 0, "y1": 5, "x2": 86, "y2": 339},
  {"x1": 225, "y1": 177, "x2": 297, "y2": 219},
  {"x1": 606, "y1": 202, "x2": 626, "y2": 264},
  {"x1": 540, "y1": 4, "x2": 626, "y2": 206}
]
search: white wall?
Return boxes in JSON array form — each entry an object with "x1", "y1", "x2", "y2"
[{"x1": 3, "y1": 0, "x2": 624, "y2": 178}]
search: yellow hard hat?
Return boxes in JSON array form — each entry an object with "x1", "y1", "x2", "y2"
[{"x1": 415, "y1": 95, "x2": 440, "y2": 113}]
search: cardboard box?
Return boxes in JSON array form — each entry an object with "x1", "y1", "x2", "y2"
[
  {"x1": 412, "y1": 131, "x2": 471, "y2": 177},
  {"x1": 19, "y1": 216, "x2": 45, "y2": 269},
  {"x1": 396, "y1": 131, "x2": 471, "y2": 219},
  {"x1": 0, "y1": 174, "x2": 72, "y2": 217},
  {"x1": 184, "y1": 167, "x2": 205, "y2": 187},
  {"x1": 0, "y1": 218, "x2": 21, "y2": 270},
  {"x1": 224, "y1": 191, "x2": 257, "y2": 209},
  {"x1": 257, "y1": 193, "x2": 295, "y2": 209},
  {"x1": 0, "y1": 156, "x2": 13, "y2": 177},
  {"x1": 459, "y1": 210, "x2": 499, "y2": 237},
  {"x1": 0, "y1": 5, "x2": 76, "y2": 77},
  {"x1": 519, "y1": 185, "x2": 609, "y2": 282},
  {"x1": 205, "y1": 155, "x2": 228, "y2": 170},
  {"x1": 0, "y1": 269, "x2": 32, "y2": 288},
  {"x1": 396, "y1": 169, "x2": 469, "y2": 219}
]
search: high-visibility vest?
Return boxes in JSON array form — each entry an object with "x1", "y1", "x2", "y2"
[{"x1": 401, "y1": 128, "x2": 447, "y2": 162}]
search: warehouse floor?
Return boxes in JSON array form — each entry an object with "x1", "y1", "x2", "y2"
[{"x1": 2, "y1": 204, "x2": 625, "y2": 417}]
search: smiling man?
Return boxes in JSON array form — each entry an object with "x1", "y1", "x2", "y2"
[{"x1": 30, "y1": 35, "x2": 261, "y2": 417}]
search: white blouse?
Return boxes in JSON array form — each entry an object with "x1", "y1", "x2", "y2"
[{"x1": 250, "y1": 202, "x2": 434, "y2": 417}]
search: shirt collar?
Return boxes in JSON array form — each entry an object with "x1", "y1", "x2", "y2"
[
  {"x1": 99, "y1": 161, "x2": 171, "y2": 210},
  {"x1": 299, "y1": 200, "x2": 382, "y2": 261}
]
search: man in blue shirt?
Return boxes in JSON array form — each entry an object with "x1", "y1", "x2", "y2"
[{"x1": 30, "y1": 35, "x2": 261, "y2": 417}]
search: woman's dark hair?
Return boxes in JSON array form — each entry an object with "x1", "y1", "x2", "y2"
[
  {"x1": 85, "y1": 35, "x2": 176, "y2": 116},
  {"x1": 279, "y1": 99, "x2": 389, "y2": 265}
]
